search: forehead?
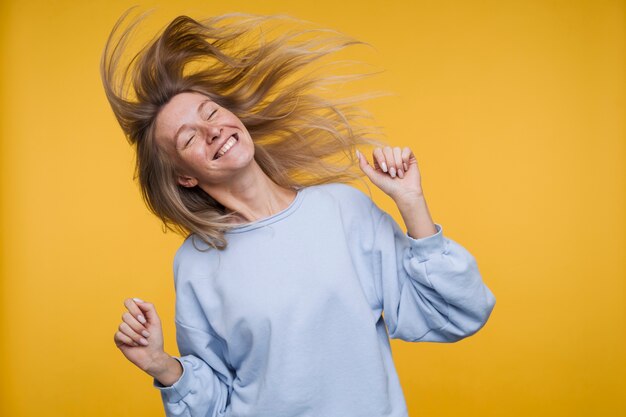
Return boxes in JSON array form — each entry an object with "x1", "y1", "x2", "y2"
[{"x1": 154, "y1": 92, "x2": 212, "y2": 145}]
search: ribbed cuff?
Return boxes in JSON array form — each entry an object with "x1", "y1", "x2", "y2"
[
  {"x1": 152, "y1": 356, "x2": 193, "y2": 403},
  {"x1": 406, "y1": 223, "x2": 445, "y2": 262}
]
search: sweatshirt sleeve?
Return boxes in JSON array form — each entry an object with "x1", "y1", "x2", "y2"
[
  {"x1": 152, "y1": 239, "x2": 234, "y2": 417},
  {"x1": 152, "y1": 319, "x2": 232, "y2": 417},
  {"x1": 369, "y1": 202, "x2": 496, "y2": 343}
]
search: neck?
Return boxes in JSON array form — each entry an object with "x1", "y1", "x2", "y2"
[{"x1": 199, "y1": 161, "x2": 296, "y2": 224}]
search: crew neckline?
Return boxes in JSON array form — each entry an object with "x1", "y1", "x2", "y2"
[{"x1": 225, "y1": 186, "x2": 308, "y2": 234}]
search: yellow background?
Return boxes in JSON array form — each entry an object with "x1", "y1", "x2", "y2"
[{"x1": 1, "y1": 0, "x2": 624, "y2": 416}]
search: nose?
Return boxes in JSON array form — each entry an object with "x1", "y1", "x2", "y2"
[{"x1": 206, "y1": 125, "x2": 222, "y2": 144}]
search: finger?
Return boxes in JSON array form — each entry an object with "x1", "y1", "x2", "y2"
[
  {"x1": 135, "y1": 300, "x2": 160, "y2": 325},
  {"x1": 393, "y1": 147, "x2": 404, "y2": 178},
  {"x1": 119, "y1": 321, "x2": 149, "y2": 346},
  {"x1": 122, "y1": 311, "x2": 150, "y2": 338},
  {"x1": 115, "y1": 330, "x2": 140, "y2": 347},
  {"x1": 382, "y1": 146, "x2": 396, "y2": 178},
  {"x1": 401, "y1": 147, "x2": 412, "y2": 171},
  {"x1": 372, "y1": 154, "x2": 381, "y2": 171},
  {"x1": 356, "y1": 149, "x2": 377, "y2": 178},
  {"x1": 372, "y1": 147, "x2": 387, "y2": 172},
  {"x1": 125, "y1": 298, "x2": 147, "y2": 325}
]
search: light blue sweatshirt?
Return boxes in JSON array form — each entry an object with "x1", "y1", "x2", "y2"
[{"x1": 153, "y1": 182, "x2": 496, "y2": 417}]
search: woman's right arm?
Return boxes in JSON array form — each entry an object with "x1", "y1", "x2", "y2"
[
  {"x1": 151, "y1": 320, "x2": 233, "y2": 417},
  {"x1": 147, "y1": 352, "x2": 183, "y2": 387},
  {"x1": 114, "y1": 298, "x2": 233, "y2": 417}
]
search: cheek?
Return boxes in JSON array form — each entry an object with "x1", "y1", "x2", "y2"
[
  {"x1": 188, "y1": 146, "x2": 210, "y2": 166},
  {"x1": 173, "y1": 151, "x2": 200, "y2": 174}
]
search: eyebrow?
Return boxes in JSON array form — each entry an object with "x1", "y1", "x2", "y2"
[{"x1": 174, "y1": 99, "x2": 211, "y2": 147}]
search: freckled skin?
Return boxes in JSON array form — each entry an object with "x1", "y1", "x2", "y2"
[{"x1": 154, "y1": 91, "x2": 256, "y2": 188}]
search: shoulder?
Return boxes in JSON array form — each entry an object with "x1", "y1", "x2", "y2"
[
  {"x1": 305, "y1": 182, "x2": 379, "y2": 227},
  {"x1": 306, "y1": 182, "x2": 375, "y2": 209},
  {"x1": 172, "y1": 234, "x2": 217, "y2": 284}
]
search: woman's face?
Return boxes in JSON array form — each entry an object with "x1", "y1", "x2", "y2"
[{"x1": 154, "y1": 91, "x2": 255, "y2": 188}]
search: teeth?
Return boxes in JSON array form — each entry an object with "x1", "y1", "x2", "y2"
[{"x1": 215, "y1": 135, "x2": 238, "y2": 159}]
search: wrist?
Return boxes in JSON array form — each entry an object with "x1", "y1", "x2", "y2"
[
  {"x1": 145, "y1": 351, "x2": 175, "y2": 377},
  {"x1": 149, "y1": 352, "x2": 184, "y2": 387},
  {"x1": 393, "y1": 190, "x2": 425, "y2": 207}
]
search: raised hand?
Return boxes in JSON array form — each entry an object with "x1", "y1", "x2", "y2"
[{"x1": 356, "y1": 145, "x2": 424, "y2": 201}]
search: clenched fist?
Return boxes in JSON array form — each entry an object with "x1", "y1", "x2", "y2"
[
  {"x1": 356, "y1": 145, "x2": 424, "y2": 202},
  {"x1": 113, "y1": 298, "x2": 168, "y2": 374}
]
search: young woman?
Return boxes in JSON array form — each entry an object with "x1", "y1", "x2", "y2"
[{"x1": 103, "y1": 8, "x2": 496, "y2": 417}]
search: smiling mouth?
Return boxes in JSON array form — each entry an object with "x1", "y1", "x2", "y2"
[{"x1": 213, "y1": 133, "x2": 239, "y2": 160}]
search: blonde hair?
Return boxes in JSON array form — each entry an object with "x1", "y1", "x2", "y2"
[{"x1": 100, "y1": 7, "x2": 388, "y2": 250}]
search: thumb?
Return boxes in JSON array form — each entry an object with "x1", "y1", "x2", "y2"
[
  {"x1": 135, "y1": 300, "x2": 160, "y2": 323},
  {"x1": 356, "y1": 149, "x2": 377, "y2": 180}
]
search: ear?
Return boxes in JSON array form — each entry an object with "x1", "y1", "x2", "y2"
[{"x1": 177, "y1": 175, "x2": 198, "y2": 188}]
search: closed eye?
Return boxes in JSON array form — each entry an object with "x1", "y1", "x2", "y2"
[
  {"x1": 205, "y1": 109, "x2": 218, "y2": 120},
  {"x1": 183, "y1": 109, "x2": 217, "y2": 148}
]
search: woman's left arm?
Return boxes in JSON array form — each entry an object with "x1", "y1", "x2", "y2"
[
  {"x1": 356, "y1": 146, "x2": 497, "y2": 342},
  {"x1": 356, "y1": 144, "x2": 435, "y2": 238},
  {"x1": 395, "y1": 193, "x2": 437, "y2": 240}
]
